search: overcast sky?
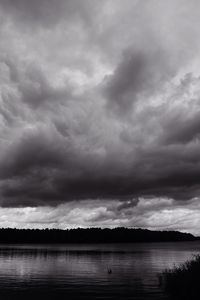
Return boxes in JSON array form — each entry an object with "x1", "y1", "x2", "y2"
[{"x1": 0, "y1": 0, "x2": 200, "y2": 234}]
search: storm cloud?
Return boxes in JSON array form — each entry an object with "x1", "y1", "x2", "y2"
[{"x1": 0, "y1": 0, "x2": 200, "y2": 232}]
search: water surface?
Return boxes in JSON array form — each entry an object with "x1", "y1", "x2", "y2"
[{"x1": 0, "y1": 241, "x2": 199, "y2": 299}]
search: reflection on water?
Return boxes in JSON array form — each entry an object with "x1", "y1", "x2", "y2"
[{"x1": 0, "y1": 242, "x2": 199, "y2": 299}]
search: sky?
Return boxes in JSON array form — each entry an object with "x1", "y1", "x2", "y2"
[{"x1": 0, "y1": 0, "x2": 200, "y2": 235}]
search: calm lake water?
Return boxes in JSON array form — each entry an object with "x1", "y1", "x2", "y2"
[{"x1": 0, "y1": 241, "x2": 199, "y2": 299}]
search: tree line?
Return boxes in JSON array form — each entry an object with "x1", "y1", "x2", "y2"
[{"x1": 0, "y1": 227, "x2": 196, "y2": 243}]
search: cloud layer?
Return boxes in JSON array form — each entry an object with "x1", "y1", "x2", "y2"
[
  {"x1": 0, "y1": 197, "x2": 200, "y2": 236},
  {"x1": 0, "y1": 0, "x2": 200, "y2": 231}
]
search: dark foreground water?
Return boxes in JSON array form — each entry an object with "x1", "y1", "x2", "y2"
[{"x1": 0, "y1": 242, "x2": 199, "y2": 300}]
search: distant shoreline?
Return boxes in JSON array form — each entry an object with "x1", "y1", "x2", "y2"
[{"x1": 0, "y1": 227, "x2": 197, "y2": 244}]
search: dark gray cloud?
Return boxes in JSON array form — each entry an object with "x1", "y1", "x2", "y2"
[
  {"x1": 104, "y1": 49, "x2": 175, "y2": 113},
  {"x1": 0, "y1": 0, "x2": 200, "y2": 215},
  {"x1": 0, "y1": 0, "x2": 99, "y2": 28}
]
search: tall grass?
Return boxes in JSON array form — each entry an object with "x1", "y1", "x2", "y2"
[{"x1": 162, "y1": 254, "x2": 200, "y2": 299}]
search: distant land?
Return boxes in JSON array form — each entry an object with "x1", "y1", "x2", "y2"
[{"x1": 0, "y1": 228, "x2": 197, "y2": 244}]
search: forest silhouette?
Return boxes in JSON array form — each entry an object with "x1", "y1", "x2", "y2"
[{"x1": 0, "y1": 227, "x2": 196, "y2": 244}]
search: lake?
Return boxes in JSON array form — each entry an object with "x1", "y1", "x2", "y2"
[{"x1": 0, "y1": 241, "x2": 199, "y2": 299}]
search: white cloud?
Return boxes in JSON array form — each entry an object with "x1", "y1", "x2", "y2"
[{"x1": 0, "y1": 198, "x2": 199, "y2": 235}]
